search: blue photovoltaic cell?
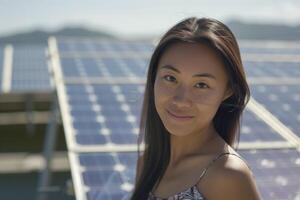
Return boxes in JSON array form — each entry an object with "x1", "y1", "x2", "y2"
[
  {"x1": 60, "y1": 57, "x2": 148, "y2": 78},
  {"x1": 250, "y1": 84, "x2": 300, "y2": 137},
  {"x1": 240, "y1": 109, "x2": 287, "y2": 142},
  {"x1": 78, "y1": 152, "x2": 137, "y2": 200},
  {"x1": 102, "y1": 57, "x2": 148, "y2": 77},
  {"x1": 121, "y1": 58, "x2": 148, "y2": 77},
  {"x1": 60, "y1": 58, "x2": 79, "y2": 77},
  {"x1": 66, "y1": 84, "x2": 144, "y2": 145},
  {"x1": 101, "y1": 58, "x2": 127, "y2": 76},
  {"x1": 57, "y1": 39, "x2": 154, "y2": 54},
  {"x1": 125, "y1": 42, "x2": 154, "y2": 53},
  {"x1": 81, "y1": 58, "x2": 106, "y2": 77},
  {"x1": 0, "y1": 47, "x2": 3, "y2": 92},
  {"x1": 244, "y1": 61, "x2": 300, "y2": 78},
  {"x1": 60, "y1": 57, "x2": 105, "y2": 77},
  {"x1": 108, "y1": 40, "x2": 153, "y2": 53},
  {"x1": 240, "y1": 47, "x2": 300, "y2": 55},
  {"x1": 77, "y1": 149, "x2": 300, "y2": 200},
  {"x1": 239, "y1": 149, "x2": 300, "y2": 200},
  {"x1": 11, "y1": 45, "x2": 52, "y2": 91},
  {"x1": 57, "y1": 39, "x2": 97, "y2": 52},
  {"x1": 60, "y1": 57, "x2": 81, "y2": 77}
]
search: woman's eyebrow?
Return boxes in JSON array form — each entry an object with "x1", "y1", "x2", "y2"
[
  {"x1": 160, "y1": 65, "x2": 180, "y2": 73},
  {"x1": 160, "y1": 64, "x2": 216, "y2": 80}
]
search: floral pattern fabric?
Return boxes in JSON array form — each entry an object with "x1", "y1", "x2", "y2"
[{"x1": 148, "y1": 185, "x2": 205, "y2": 200}]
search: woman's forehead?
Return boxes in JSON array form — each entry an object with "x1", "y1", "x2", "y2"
[{"x1": 158, "y1": 42, "x2": 227, "y2": 77}]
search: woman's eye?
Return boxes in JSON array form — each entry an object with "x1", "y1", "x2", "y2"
[
  {"x1": 163, "y1": 75, "x2": 176, "y2": 82},
  {"x1": 195, "y1": 82, "x2": 209, "y2": 89}
]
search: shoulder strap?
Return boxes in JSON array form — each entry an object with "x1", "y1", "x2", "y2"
[{"x1": 195, "y1": 152, "x2": 252, "y2": 184}]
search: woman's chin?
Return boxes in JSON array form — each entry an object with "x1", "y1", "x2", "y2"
[{"x1": 164, "y1": 126, "x2": 192, "y2": 137}]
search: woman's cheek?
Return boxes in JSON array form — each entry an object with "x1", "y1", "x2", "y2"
[
  {"x1": 193, "y1": 90, "x2": 220, "y2": 106},
  {"x1": 194, "y1": 94, "x2": 225, "y2": 120},
  {"x1": 154, "y1": 79, "x2": 173, "y2": 111},
  {"x1": 155, "y1": 79, "x2": 173, "y2": 99}
]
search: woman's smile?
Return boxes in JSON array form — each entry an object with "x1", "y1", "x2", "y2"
[{"x1": 166, "y1": 109, "x2": 195, "y2": 122}]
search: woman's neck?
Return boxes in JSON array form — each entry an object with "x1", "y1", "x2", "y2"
[{"x1": 168, "y1": 123, "x2": 221, "y2": 167}]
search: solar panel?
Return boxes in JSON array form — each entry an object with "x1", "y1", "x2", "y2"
[
  {"x1": 49, "y1": 37, "x2": 300, "y2": 200},
  {"x1": 244, "y1": 61, "x2": 300, "y2": 78},
  {"x1": 11, "y1": 45, "x2": 52, "y2": 92},
  {"x1": 70, "y1": 152, "x2": 137, "y2": 200},
  {"x1": 250, "y1": 84, "x2": 300, "y2": 137},
  {"x1": 70, "y1": 148, "x2": 300, "y2": 200},
  {"x1": 239, "y1": 148, "x2": 300, "y2": 200},
  {"x1": 57, "y1": 38, "x2": 154, "y2": 54},
  {"x1": 60, "y1": 57, "x2": 148, "y2": 78},
  {"x1": 66, "y1": 83, "x2": 143, "y2": 146},
  {"x1": 240, "y1": 108, "x2": 288, "y2": 142}
]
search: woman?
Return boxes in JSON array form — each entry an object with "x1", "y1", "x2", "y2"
[{"x1": 130, "y1": 17, "x2": 261, "y2": 200}]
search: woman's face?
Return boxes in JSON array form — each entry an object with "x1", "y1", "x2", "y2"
[{"x1": 154, "y1": 42, "x2": 232, "y2": 137}]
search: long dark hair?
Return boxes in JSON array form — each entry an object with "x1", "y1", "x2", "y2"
[{"x1": 130, "y1": 17, "x2": 250, "y2": 200}]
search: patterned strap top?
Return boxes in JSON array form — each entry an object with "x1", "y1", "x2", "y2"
[{"x1": 148, "y1": 152, "x2": 247, "y2": 200}]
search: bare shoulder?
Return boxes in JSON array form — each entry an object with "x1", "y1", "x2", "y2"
[{"x1": 198, "y1": 153, "x2": 262, "y2": 200}]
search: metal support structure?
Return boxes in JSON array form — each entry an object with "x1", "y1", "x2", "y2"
[
  {"x1": 2, "y1": 45, "x2": 13, "y2": 93},
  {"x1": 26, "y1": 94, "x2": 35, "y2": 136},
  {"x1": 36, "y1": 92, "x2": 60, "y2": 200}
]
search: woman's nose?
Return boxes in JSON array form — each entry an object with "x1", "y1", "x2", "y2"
[{"x1": 172, "y1": 84, "x2": 192, "y2": 108}]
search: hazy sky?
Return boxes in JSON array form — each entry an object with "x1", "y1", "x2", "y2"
[{"x1": 0, "y1": 0, "x2": 300, "y2": 38}]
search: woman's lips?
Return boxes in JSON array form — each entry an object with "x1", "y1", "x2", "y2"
[{"x1": 166, "y1": 109, "x2": 194, "y2": 121}]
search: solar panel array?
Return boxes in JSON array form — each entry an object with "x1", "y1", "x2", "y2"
[
  {"x1": 0, "y1": 45, "x2": 52, "y2": 93},
  {"x1": 49, "y1": 37, "x2": 300, "y2": 200}
]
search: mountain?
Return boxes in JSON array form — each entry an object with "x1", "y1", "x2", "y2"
[
  {"x1": 0, "y1": 27, "x2": 116, "y2": 45},
  {"x1": 227, "y1": 20, "x2": 300, "y2": 41},
  {"x1": 1, "y1": 21, "x2": 300, "y2": 45}
]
